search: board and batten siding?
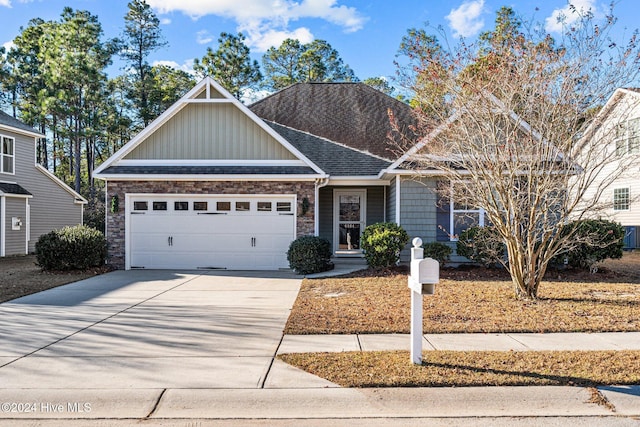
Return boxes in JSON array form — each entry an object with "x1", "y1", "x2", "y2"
[
  {"x1": 124, "y1": 103, "x2": 297, "y2": 161},
  {"x1": 6, "y1": 130, "x2": 83, "y2": 253},
  {"x1": 4, "y1": 197, "x2": 27, "y2": 255}
]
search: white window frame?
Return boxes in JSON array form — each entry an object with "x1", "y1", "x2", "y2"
[
  {"x1": 615, "y1": 118, "x2": 640, "y2": 157},
  {"x1": 449, "y1": 183, "x2": 486, "y2": 241},
  {"x1": 613, "y1": 187, "x2": 630, "y2": 211},
  {"x1": 0, "y1": 135, "x2": 15, "y2": 175}
]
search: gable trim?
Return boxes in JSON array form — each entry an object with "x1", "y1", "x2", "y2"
[
  {"x1": 94, "y1": 77, "x2": 327, "y2": 177},
  {"x1": 36, "y1": 165, "x2": 88, "y2": 204},
  {"x1": 383, "y1": 92, "x2": 555, "y2": 175},
  {"x1": 0, "y1": 124, "x2": 44, "y2": 139}
]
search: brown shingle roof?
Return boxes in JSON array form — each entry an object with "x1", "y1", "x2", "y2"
[{"x1": 249, "y1": 82, "x2": 415, "y2": 161}]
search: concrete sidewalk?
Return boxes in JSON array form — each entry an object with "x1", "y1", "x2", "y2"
[{"x1": 279, "y1": 331, "x2": 640, "y2": 353}]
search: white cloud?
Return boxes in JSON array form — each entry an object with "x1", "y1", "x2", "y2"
[
  {"x1": 446, "y1": 0, "x2": 486, "y2": 38},
  {"x1": 196, "y1": 29, "x2": 213, "y2": 45},
  {"x1": 246, "y1": 27, "x2": 314, "y2": 52},
  {"x1": 545, "y1": 0, "x2": 597, "y2": 33},
  {"x1": 2, "y1": 40, "x2": 15, "y2": 51},
  {"x1": 160, "y1": 18, "x2": 171, "y2": 25},
  {"x1": 241, "y1": 87, "x2": 272, "y2": 104},
  {"x1": 153, "y1": 59, "x2": 196, "y2": 75},
  {"x1": 0, "y1": 0, "x2": 10, "y2": 7},
  {"x1": 145, "y1": 0, "x2": 367, "y2": 51}
]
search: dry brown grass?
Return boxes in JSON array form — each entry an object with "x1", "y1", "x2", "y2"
[
  {"x1": 279, "y1": 350, "x2": 640, "y2": 387},
  {"x1": 0, "y1": 255, "x2": 110, "y2": 303},
  {"x1": 285, "y1": 252, "x2": 640, "y2": 334}
]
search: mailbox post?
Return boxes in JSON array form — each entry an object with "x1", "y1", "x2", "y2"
[{"x1": 407, "y1": 237, "x2": 439, "y2": 364}]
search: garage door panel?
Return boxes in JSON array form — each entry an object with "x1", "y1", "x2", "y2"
[{"x1": 128, "y1": 195, "x2": 295, "y2": 270}]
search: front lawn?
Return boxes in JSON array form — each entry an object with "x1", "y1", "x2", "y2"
[
  {"x1": 285, "y1": 252, "x2": 640, "y2": 334},
  {"x1": 281, "y1": 253, "x2": 640, "y2": 388}
]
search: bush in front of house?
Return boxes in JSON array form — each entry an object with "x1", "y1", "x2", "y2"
[
  {"x1": 35, "y1": 225, "x2": 107, "y2": 271},
  {"x1": 361, "y1": 222, "x2": 409, "y2": 268},
  {"x1": 456, "y1": 226, "x2": 505, "y2": 267},
  {"x1": 555, "y1": 219, "x2": 624, "y2": 270},
  {"x1": 422, "y1": 241, "x2": 453, "y2": 266},
  {"x1": 287, "y1": 236, "x2": 334, "y2": 275}
]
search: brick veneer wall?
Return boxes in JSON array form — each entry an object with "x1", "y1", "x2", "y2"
[{"x1": 106, "y1": 180, "x2": 316, "y2": 269}]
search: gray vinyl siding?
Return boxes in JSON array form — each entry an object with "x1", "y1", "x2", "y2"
[
  {"x1": 124, "y1": 103, "x2": 297, "y2": 161},
  {"x1": 4, "y1": 197, "x2": 27, "y2": 255},
  {"x1": 387, "y1": 176, "x2": 396, "y2": 224},
  {"x1": 366, "y1": 186, "x2": 385, "y2": 225},
  {"x1": 7, "y1": 130, "x2": 83, "y2": 253},
  {"x1": 399, "y1": 177, "x2": 438, "y2": 242},
  {"x1": 318, "y1": 186, "x2": 388, "y2": 251}
]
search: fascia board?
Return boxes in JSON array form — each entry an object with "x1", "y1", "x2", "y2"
[
  {"x1": 0, "y1": 125, "x2": 44, "y2": 139},
  {"x1": 35, "y1": 164, "x2": 88, "y2": 203}
]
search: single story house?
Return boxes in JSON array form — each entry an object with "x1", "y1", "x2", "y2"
[
  {"x1": 0, "y1": 111, "x2": 87, "y2": 256},
  {"x1": 93, "y1": 77, "x2": 475, "y2": 270}
]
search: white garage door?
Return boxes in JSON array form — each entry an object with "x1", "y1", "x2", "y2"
[{"x1": 128, "y1": 195, "x2": 296, "y2": 270}]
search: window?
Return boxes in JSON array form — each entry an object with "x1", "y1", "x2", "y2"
[
  {"x1": 216, "y1": 201, "x2": 231, "y2": 211},
  {"x1": 1, "y1": 136, "x2": 14, "y2": 174},
  {"x1": 614, "y1": 188, "x2": 630, "y2": 211},
  {"x1": 133, "y1": 201, "x2": 148, "y2": 211},
  {"x1": 449, "y1": 184, "x2": 486, "y2": 240},
  {"x1": 276, "y1": 202, "x2": 292, "y2": 212},
  {"x1": 235, "y1": 201, "x2": 250, "y2": 211},
  {"x1": 194, "y1": 201, "x2": 208, "y2": 211},
  {"x1": 257, "y1": 201, "x2": 272, "y2": 212},
  {"x1": 153, "y1": 201, "x2": 167, "y2": 211},
  {"x1": 174, "y1": 201, "x2": 189, "y2": 211},
  {"x1": 615, "y1": 118, "x2": 640, "y2": 157}
]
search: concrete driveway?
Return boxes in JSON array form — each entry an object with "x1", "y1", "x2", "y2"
[{"x1": 0, "y1": 270, "x2": 302, "y2": 391}]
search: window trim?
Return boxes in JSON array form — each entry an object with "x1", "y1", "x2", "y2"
[
  {"x1": 0, "y1": 135, "x2": 15, "y2": 175},
  {"x1": 615, "y1": 118, "x2": 640, "y2": 157},
  {"x1": 449, "y1": 183, "x2": 486, "y2": 241},
  {"x1": 613, "y1": 187, "x2": 630, "y2": 211}
]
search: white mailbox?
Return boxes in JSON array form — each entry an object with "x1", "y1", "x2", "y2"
[
  {"x1": 408, "y1": 237, "x2": 439, "y2": 364},
  {"x1": 410, "y1": 258, "x2": 439, "y2": 294}
]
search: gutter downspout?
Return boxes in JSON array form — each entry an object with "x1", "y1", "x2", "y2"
[{"x1": 314, "y1": 177, "x2": 330, "y2": 236}]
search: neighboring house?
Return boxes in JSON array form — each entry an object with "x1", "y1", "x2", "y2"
[
  {"x1": 580, "y1": 88, "x2": 640, "y2": 249},
  {"x1": 93, "y1": 77, "x2": 491, "y2": 270},
  {"x1": 0, "y1": 111, "x2": 87, "y2": 256}
]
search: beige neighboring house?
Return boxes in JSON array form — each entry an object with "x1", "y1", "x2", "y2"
[
  {"x1": 0, "y1": 111, "x2": 87, "y2": 256},
  {"x1": 580, "y1": 88, "x2": 640, "y2": 249}
]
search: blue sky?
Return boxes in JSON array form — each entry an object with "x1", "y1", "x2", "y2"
[{"x1": 1, "y1": 0, "x2": 639, "y2": 82}]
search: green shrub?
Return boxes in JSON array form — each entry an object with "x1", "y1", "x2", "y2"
[
  {"x1": 361, "y1": 222, "x2": 409, "y2": 268},
  {"x1": 456, "y1": 226, "x2": 505, "y2": 267},
  {"x1": 287, "y1": 236, "x2": 333, "y2": 275},
  {"x1": 35, "y1": 225, "x2": 107, "y2": 271},
  {"x1": 422, "y1": 241, "x2": 453, "y2": 265},
  {"x1": 556, "y1": 219, "x2": 624, "y2": 270}
]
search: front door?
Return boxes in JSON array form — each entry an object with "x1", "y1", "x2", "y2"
[{"x1": 334, "y1": 190, "x2": 366, "y2": 255}]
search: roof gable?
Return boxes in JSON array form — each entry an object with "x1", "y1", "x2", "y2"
[
  {"x1": 385, "y1": 92, "x2": 557, "y2": 174},
  {"x1": 95, "y1": 77, "x2": 325, "y2": 177},
  {"x1": 249, "y1": 82, "x2": 415, "y2": 161},
  {"x1": 0, "y1": 111, "x2": 44, "y2": 138}
]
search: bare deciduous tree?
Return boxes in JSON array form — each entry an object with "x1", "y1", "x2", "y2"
[{"x1": 394, "y1": 6, "x2": 640, "y2": 299}]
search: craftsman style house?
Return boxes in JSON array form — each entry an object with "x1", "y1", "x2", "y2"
[{"x1": 94, "y1": 78, "x2": 469, "y2": 270}]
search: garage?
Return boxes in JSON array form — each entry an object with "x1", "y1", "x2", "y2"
[{"x1": 127, "y1": 194, "x2": 296, "y2": 270}]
